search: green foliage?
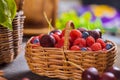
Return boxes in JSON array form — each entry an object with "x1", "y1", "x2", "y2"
[
  {"x1": 56, "y1": 11, "x2": 105, "y2": 33},
  {"x1": 0, "y1": 0, "x2": 17, "y2": 30}
]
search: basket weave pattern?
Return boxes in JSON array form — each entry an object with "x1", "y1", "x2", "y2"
[
  {"x1": 0, "y1": 11, "x2": 25, "y2": 64},
  {"x1": 25, "y1": 21, "x2": 117, "y2": 80}
]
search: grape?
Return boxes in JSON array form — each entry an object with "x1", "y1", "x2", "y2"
[{"x1": 82, "y1": 67, "x2": 100, "y2": 80}]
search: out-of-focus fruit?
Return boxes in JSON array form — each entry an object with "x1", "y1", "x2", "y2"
[
  {"x1": 70, "y1": 45, "x2": 80, "y2": 50},
  {"x1": 82, "y1": 67, "x2": 100, "y2": 80},
  {"x1": 106, "y1": 43, "x2": 113, "y2": 50},
  {"x1": 77, "y1": 28, "x2": 87, "y2": 33},
  {"x1": 52, "y1": 34, "x2": 60, "y2": 43},
  {"x1": 70, "y1": 29, "x2": 82, "y2": 41},
  {"x1": 73, "y1": 38, "x2": 86, "y2": 47},
  {"x1": 22, "y1": 78, "x2": 30, "y2": 80},
  {"x1": 106, "y1": 66, "x2": 120, "y2": 80},
  {"x1": 55, "y1": 37, "x2": 64, "y2": 48},
  {"x1": 82, "y1": 31, "x2": 90, "y2": 39},
  {"x1": 31, "y1": 37, "x2": 40, "y2": 44},
  {"x1": 60, "y1": 29, "x2": 65, "y2": 38},
  {"x1": 87, "y1": 30, "x2": 101, "y2": 40},
  {"x1": 96, "y1": 38, "x2": 106, "y2": 48},
  {"x1": 40, "y1": 34, "x2": 55, "y2": 47},
  {"x1": 86, "y1": 36, "x2": 95, "y2": 47},
  {"x1": 100, "y1": 72, "x2": 116, "y2": 80},
  {"x1": 81, "y1": 47, "x2": 87, "y2": 51},
  {"x1": 49, "y1": 29, "x2": 61, "y2": 36},
  {"x1": 91, "y1": 43, "x2": 102, "y2": 51}
]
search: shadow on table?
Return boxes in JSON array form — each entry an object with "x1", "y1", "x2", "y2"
[{"x1": 6, "y1": 71, "x2": 61, "y2": 80}]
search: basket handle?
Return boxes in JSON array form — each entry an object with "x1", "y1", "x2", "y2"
[{"x1": 63, "y1": 20, "x2": 75, "y2": 50}]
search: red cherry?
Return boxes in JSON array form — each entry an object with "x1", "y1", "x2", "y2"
[
  {"x1": 60, "y1": 29, "x2": 65, "y2": 38},
  {"x1": 70, "y1": 45, "x2": 80, "y2": 50},
  {"x1": 55, "y1": 37, "x2": 64, "y2": 48},
  {"x1": 52, "y1": 34, "x2": 60, "y2": 43},
  {"x1": 70, "y1": 29, "x2": 82, "y2": 41}
]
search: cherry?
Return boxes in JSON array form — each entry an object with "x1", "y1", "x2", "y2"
[
  {"x1": 82, "y1": 67, "x2": 100, "y2": 80},
  {"x1": 100, "y1": 72, "x2": 116, "y2": 80},
  {"x1": 106, "y1": 66, "x2": 120, "y2": 80}
]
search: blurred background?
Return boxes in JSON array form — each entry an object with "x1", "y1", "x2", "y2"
[{"x1": 23, "y1": 0, "x2": 120, "y2": 44}]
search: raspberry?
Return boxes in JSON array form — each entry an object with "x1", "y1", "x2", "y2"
[
  {"x1": 70, "y1": 45, "x2": 80, "y2": 50},
  {"x1": 73, "y1": 38, "x2": 86, "y2": 47},
  {"x1": 86, "y1": 36, "x2": 95, "y2": 47},
  {"x1": 70, "y1": 29, "x2": 82, "y2": 41},
  {"x1": 96, "y1": 38, "x2": 106, "y2": 48},
  {"x1": 91, "y1": 43, "x2": 102, "y2": 51}
]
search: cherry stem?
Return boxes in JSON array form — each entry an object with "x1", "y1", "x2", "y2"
[{"x1": 43, "y1": 12, "x2": 54, "y2": 33}]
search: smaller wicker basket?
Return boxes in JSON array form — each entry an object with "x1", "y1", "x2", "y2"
[
  {"x1": 0, "y1": 11, "x2": 25, "y2": 64},
  {"x1": 25, "y1": 21, "x2": 117, "y2": 80}
]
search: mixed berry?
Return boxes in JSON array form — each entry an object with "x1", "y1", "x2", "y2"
[{"x1": 30, "y1": 28, "x2": 113, "y2": 51}]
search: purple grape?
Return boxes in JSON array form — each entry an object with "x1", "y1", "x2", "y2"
[
  {"x1": 82, "y1": 67, "x2": 100, "y2": 80},
  {"x1": 40, "y1": 34, "x2": 55, "y2": 47}
]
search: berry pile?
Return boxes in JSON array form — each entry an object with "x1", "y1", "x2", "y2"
[
  {"x1": 30, "y1": 28, "x2": 113, "y2": 51},
  {"x1": 82, "y1": 66, "x2": 120, "y2": 80}
]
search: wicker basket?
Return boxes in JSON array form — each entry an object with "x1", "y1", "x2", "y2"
[
  {"x1": 25, "y1": 21, "x2": 117, "y2": 80},
  {"x1": 0, "y1": 8, "x2": 25, "y2": 64}
]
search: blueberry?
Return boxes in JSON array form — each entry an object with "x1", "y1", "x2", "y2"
[
  {"x1": 82, "y1": 31, "x2": 89, "y2": 39},
  {"x1": 33, "y1": 38, "x2": 39, "y2": 44},
  {"x1": 81, "y1": 47, "x2": 87, "y2": 51},
  {"x1": 106, "y1": 43, "x2": 113, "y2": 50}
]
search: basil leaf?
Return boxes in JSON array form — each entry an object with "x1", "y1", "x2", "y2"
[{"x1": 0, "y1": 0, "x2": 16, "y2": 30}]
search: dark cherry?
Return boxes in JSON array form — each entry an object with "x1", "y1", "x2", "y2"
[
  {"x1": 100, "y1": 72, "x2": 116, "y2": 80},
  {"x1": 87, "y1": 30, "x2": 101, "y2": 40},
  {"x1": 106, "y1": 66, "x2": 120, "y2": 80},
  {"x1": 82, "y1": 67, "x2": 100, "y2": 80},
  {"x1": 77, "y1": 28, "x2": 87, "y2": 33},
  {"x1": 49, "y1": 29, "x2": 61, "y2": 36},
  {"x1": 40, "y1": 34, "x2": 55, "y2": 47}
]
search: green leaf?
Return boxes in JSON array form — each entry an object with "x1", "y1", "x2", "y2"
[{"x1": 0, "y1": 0, "x2": 16, "y2": 30}]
